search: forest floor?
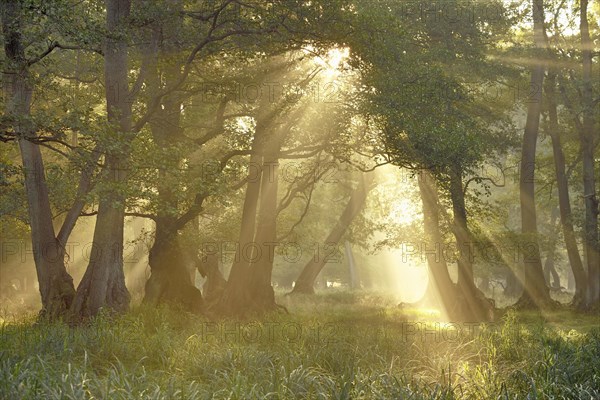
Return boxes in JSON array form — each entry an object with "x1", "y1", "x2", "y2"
[{"x1": 0, "y1": 291, "x2": 598, "y2": 399}]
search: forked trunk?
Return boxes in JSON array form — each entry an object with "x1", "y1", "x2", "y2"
[
  {"x1": 19, "y1": 139, "x2": 76, "y2": 318},
  {"x1": 1, "y1": 0, "x2": 75, "y2": 319},
  {"x1": 545, "y1": 72, "x2": 586, "y2": 307},
  {"x1": 219, "y1": 102, "x2": 279, "y2": 315},
  {"x1": 291, "y1": 173, "x2": 374, "y2": 294}
]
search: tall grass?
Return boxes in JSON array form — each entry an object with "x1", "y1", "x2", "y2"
[{"x1": 0, "y1": 293, "x2": 598, "y2": 399}]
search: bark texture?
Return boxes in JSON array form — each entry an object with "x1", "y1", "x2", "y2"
[{"x1": 71, "y1": 0, "x2": 132, "y2": 318}]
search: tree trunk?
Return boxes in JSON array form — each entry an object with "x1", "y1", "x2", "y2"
[
  {"x1": 478, "y1": 275, "x2": 490, "y2": 294},
  {"x1": 542, "y1": 207, "x2": 560, "y2": 290},
  {"x1": 291, "y1": 173, "x2": 374, "y2": 294},
  {"x1": 567, "y1": 268, "x2": 575, "y2": 293},
  {"x1": 345, "y1": 241, "x2": 359, "y2": 289},
  {"x1": 580, "y1": 0, "x2": 599, "y2": 308},
  {"x1": 448, "y1": 168, "x2": 494, "y2": 321},
  {"x1": 504, "y1": 266, "x2": 523, "y2": 297},
  {"x1": 516, "y1": 0, "x2": 553, "y2": 309},
  {"x1": 71, "y1": 0, "x2": 132, "y2": 318},
  {"x1": 18, "y1": 139, "x2": 76, "y2": 318},
  {"x1": 144, "y1": 230, "x2": 203, "y2": 313},
  {"x1": 218, "y1": 141, "x2": 265, "y2": 315},
  {"x1": 140, "y1": 22, "x2": 203, "y2": 312},
  {"x1": 218, "y1": 98, "x2": 280, "y2": 315},
  {"x1": 198, "y1": 252, "x2": 226, "y2": 303},
  {"x1": 543, "y1": 257, "x2": 560, "y2": 290},
  {"x1": 416, "y1": 170, "x2": 457, "y2": 315},
  {"x1": 1, "y1": 0, "x2": 76, "y2": 319},
  {"x1": 544, "y1": 207, "x2": 560, "y2": 289},
  {"x1": 247, "y1": 146, "x2": 280, "y2": 311},
  {"x1": 545, "y1": 72, "x2": 587, "y2": 307},
  {"x1": 144, "y1": 221, "x2": 203, "y2": 312}
]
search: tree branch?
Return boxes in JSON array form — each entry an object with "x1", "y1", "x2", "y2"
[
  {"x1": 57, "y1": 146, "x2": 101, "y2": 245},
  {"x1": 27, "y1": 41, "x2": 103, "y2": 66}
]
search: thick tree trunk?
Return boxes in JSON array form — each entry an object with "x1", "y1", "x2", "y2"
[
  {"x1": 71, "y1": 190, "x2": 130, "y2": 317},
  {"x1": 291, "y1": 173, "x2": 374, "y2": 294},
  {"x1": 580, "y1": 0, "x2": 599, "y2": 308},
  {"x1": 218, "y1": 94, "x2": 283, "y2": 315},
  {"x1": 416, "y1": 170, "x2": 457, "y2": 316},
  {"x1": 1, "y1": 0, "x2": 76, "y2": 319},
  {"x1": 144, "y1": 221, "x2": 203, "y2": 312},
  {"x1": 19, "y1": 139, "x2": 76, "y2": 317},
  {"x1": 448, "y1": 169, "x2": 494, "y2": 321},
  {"x1": 545, "y1": 73, "x2": 587, "y2": 307},
  {"x1": 141, "y1": 25, "x2": 203, "y2": 312},
  {"x1": 517, "y1": 0, "x2": 553, "y2": 309},
  {"x1": 71, "y1": 0, "x2": 132, "y2": 318},
  {"x1": 217, "y1": 81, "x2": 317, "y2": 315}
]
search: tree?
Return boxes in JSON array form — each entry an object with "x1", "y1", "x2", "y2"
[
  {"x1": 544, "y1": 71, "x2": 586, "y2": 306},
  {"x1": 139, "y1": 1, "x2": 207, "y2": 312},
  {"x1": 291, "y1": 172, "x2": 375, "y2": 295},
  {"x1": 447, "y1": 167, "x2": 495, "y2": 321},
  {"x1": 579, "y1": 0, "x2": 599, "y2": 308},
  {"x1": 71, "y1": 0, "x2": 133, "y2": 317},
  {"x1": 1, "y1": 0, "x2": 102, "y2": 319},
  {"x1": 131, "y1": 0, "x2": 351, "y2": 314},
  {"x1": 348, "y1": 0, "x2": 513, "y2": 320},
  {"x1": 218, "y1": 55, "x2": 320, "y2": 315},
  {"x1": 416, "y1": 170, "x2": 458, "y2": 317},
  {"x1": 72, "y1": 0, "x2": 285, "y2": 316},
  {"x1": 516, "y1": 0, "x2": 554, "y2": 309}
]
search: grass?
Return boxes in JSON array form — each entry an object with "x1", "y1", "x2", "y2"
[{"x1": 0, "y1": 291, "x2": 598, "y2": 399}]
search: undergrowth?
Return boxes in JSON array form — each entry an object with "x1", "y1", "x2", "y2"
[{"x1": 0, "y1": 292, "x2": 598, "y2": 399}]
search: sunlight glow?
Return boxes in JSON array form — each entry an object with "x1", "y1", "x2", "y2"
[
  {"x1": 310, "y1": 47, "x2": 350, "y2": 79},
  {"x1": 390, "y1": 199, "x2": 419, "y2": 226}
]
